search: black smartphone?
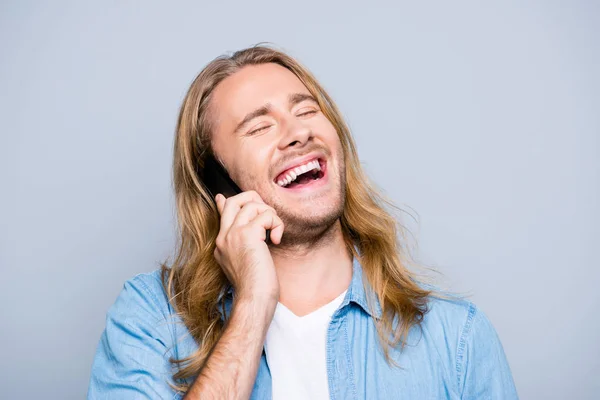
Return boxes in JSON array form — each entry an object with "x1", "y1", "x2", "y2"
[
  {"x1": 202, "y1": 154, "x2": 271, "y2": 243},
  {"x1": 202, "y1": 154, "x2": 243, "y2": 199}
]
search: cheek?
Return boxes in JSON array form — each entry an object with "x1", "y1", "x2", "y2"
[
  {"x1": 323, "y1": 130, "x2": 344, "y2": 164},
  {"x1": 315, "y1": 118, "x2": 341, "y2": 147},
  {"x1": 234, "y1": 146, "x2": 271, "y2": 187}
]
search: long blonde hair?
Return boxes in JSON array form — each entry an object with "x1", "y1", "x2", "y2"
[{"x1": 161, "y1": 44, "x2": 432, "y2": 390}]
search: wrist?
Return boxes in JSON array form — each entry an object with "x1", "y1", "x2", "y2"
[
  {"x1": 232, "y1": 293, "x2": 277, "y2": 327},
  {"x1": 235, "y1": 285, "x2": 279, "y2": 308}
]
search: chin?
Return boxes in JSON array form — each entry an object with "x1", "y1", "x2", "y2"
[{"x1": 279, "y1": 201, "x2": 344, "y2": 237}]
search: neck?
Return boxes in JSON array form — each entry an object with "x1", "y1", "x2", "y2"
[{"x1": 268, "y1": 220, "x2": 353, "y2": 316}]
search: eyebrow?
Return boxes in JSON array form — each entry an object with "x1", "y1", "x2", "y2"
[{"x1": 233, "y1": 92, "x2": 318, "y2": 134}]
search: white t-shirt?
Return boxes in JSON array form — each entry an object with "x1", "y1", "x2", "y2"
[{"x1": 264, "y1": 290, "x2": 347, "y2": 400}]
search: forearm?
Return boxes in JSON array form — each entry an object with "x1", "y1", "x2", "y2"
[{"x1": 184, "y1": 297, "x2": 275, "y2": 400}]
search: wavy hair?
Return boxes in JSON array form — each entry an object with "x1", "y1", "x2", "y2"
[{"x1": 161, "y1": 44, "x2": 433, "y2": 391}]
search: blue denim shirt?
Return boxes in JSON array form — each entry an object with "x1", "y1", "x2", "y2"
[{"x1": 88, "y1": 258, "x2": 518, "y2": 399}]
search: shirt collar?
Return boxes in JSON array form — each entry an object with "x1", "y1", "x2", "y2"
[
  {"x1": 342, "y1": 255, "x2": 382, "y2": 319},
  {"x1": 220, "y1": 254, "x2": 382, "y2": 320}
]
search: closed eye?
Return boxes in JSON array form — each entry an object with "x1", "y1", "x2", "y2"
[
  {"x1": 247, "y1": 110, "x2": 317, "y2": 135},
  {"x1": 247, "y1": 125, "x2": 271, "y2": 136},
  {"x1": 297, "y1": 110, "x2": 317, "y2": 117}
]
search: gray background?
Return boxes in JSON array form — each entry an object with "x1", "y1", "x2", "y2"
[{"x1": 1, "y1": 1, "x2": 598, "y2": 399}]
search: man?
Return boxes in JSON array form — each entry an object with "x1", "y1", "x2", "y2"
[{"x1": 88, "y1": 45, "x2": 518, "y2": 399}]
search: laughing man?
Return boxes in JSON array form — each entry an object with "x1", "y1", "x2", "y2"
[{"x1": 88, "y1": 45, "x2": 518, "y2": 400}]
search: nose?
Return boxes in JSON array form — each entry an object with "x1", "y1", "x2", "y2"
[{"x1": 277, "y1": 113, "x2": 313, "y2": 150}]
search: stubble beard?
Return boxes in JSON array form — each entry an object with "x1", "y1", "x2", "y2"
[
  {"x1": 235, "y1": 151, "x2": 347, "y2": 247},
  {"x1": 274, "y1": 162, "x2": 346, "y2": 247}
]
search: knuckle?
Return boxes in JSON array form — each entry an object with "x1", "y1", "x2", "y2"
[
  {"x1": 246, "y1": 201, "x2": 261, "y2": 209},
  {"x1": 249, "y1": 190, "x2": 263, "y2": 201},
  {"x1": 261, "y1": 204, "x2": 275, "y2": 213},
  {"x1": 239, "y1": 226, "x2": 254, "y2": 241}
]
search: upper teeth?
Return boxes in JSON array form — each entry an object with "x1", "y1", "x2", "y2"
[{"x1": 276, "y1": 159, "x2": 321, "y2": 187}]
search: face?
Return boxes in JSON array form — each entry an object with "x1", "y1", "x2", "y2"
[{"x1": 209, "y1": 63, "x2": 346, "y2": 240}]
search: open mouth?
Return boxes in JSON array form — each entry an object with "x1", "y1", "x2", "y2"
[{"x1": 275, "y1": 158, "x2": 326, "y2": 189}]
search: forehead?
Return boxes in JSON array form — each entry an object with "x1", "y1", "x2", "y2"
[{"x1": 210, "y1": 63, "x2": 311, "y2": 123}]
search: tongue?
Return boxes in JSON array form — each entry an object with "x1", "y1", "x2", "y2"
[
  {"x1": 296, "y1": 174, "x2": 314, "y2": 185},
  {"x1": 287, "y1": 172, "x2": 315, "y2": 188}
]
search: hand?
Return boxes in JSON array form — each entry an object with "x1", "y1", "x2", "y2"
[{"x1": 213, "y1": 191, "x2": 284, "y2": 305}]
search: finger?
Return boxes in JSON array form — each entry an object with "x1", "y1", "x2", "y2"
[
  {"x1": 231, "y1": 202, "x2": 274, "y2": 228},
  {"x1": 246, "y1": 209, "x2": 285, "y2": 243},
  {"x1": 215, "y1": 191, "x2": 262, "y2": 215},
  {"x1": 218, "y1": 191, "x2": 266, "y2": 235},
  {"x1": 269, "y1": 221, "x2": 285, "y2": 245},
  {"x1": 215, "y1": 194, "x2": 225, "y2": 214}
]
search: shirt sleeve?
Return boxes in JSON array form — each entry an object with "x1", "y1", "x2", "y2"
[
  {"x1": 87, "y1": 274, "x2": 183, "y2": 400},
  {"x1": 458, "y1": 304, "x2": 519, "y2": 400}
]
